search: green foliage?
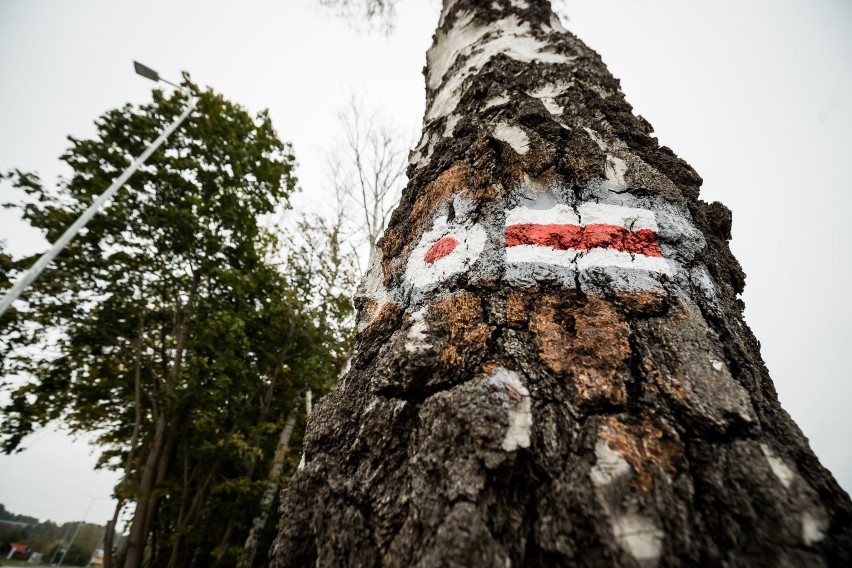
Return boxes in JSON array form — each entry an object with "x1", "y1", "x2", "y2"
[
  {"x1": 0, "y1": 77, "x2": 355, "y2": 566},
  {"x1": 0, "y1": 504, "x2": 103, "y2": 564},
  {"x1": 44, "y1": 539, "x2": 92, "y2": 566}
]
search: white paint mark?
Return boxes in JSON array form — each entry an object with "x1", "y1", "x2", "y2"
[
  {"x1": 410, "y1": 307, "x2": 427, "y2": 321},
  {"x1": 409, "y1": 131, "x2": 430, "y2": 166},
  {"x1": 357, "y1": 246, "x2": 389, "y2": 331},
  {"x1": 452, "y1": 195, "x2": 477, "y2": 220},
  {"x1": 420, "y1": 133, "x2": 438, "y2": 169},
  {"x1": 427, "y1": 14, "x2": 573, "y2": 121},
  {"x1": 509, "y1": 0, "x2": 529, "y2": 9},
  {"x1": 584, "y1": 127, "x2": 609, "y2": 151},
  {"x1": 605, "y1": 155, "x2": 628, "y2": 185},
  {"x1": 547, "y1": 13, "x2": 568, "y2": 34},
  {"x1": 802, "y1": 511, "x2": 827, "y2": 546},
  {"x1": 577, "y1": 202, "x2": 659, "y2": 231},
  {"x1": 404, "y1": 215, "x2": 487, "y2": 290},
  {"x1": 761, "y1": 443, "x2": 795, "y2": 489},
  {"x1": 522, "y1": 173, "x2": 551, "y2": 194},
  {"x1": 405, "y1": 319, "x2": 431, "y2": 353},
  {"x1": 528, "y1": 82, "x2": 569, "y2": 115},
  {"x1": 484, "y1": 94, "x2": 510, "y2": 109},
  {"x1": 494, "y1": 122, "x2": 530, "y2": 154},
  {"x1": 711, "y1": 359, "x2": 724, "y2": 372},
  {"x1": 428, "y1": 11, "x2": 481, "y2": 91},
  {"x1": 297, "y1": 454, "x2": 305, "y2": 470},
  {"x1": 438, "y1": 0, "x2": 461, "y2": 27},
  {"x1": 506, "y1": 244, "x2": 578, "y2": 266},
  {"x1": 577, "y1": 249, "x2": 672, "y2": 275},
  {"x1": 443, "y1": 114, "x2": 461, "y2": 138},
  {"x1": 613, "y1": 514, "x2": 664, "y2": 564},
  {"x1": 590, "y1": 439, "x2": 631, "y2": 487},
  {"x1": 487, "y1": 368, "x2": 532, "y2": 452},
  {"x1": 504, "y1": 399, "x2": 532, "y2": 451},
  {"x1": 506, "y1": 203, "x2": 579, "y2": 226}
]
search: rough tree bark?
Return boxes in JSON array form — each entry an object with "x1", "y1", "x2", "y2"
[{"x1": 272, "y1": 1, "x2": 852, "y2": 565}]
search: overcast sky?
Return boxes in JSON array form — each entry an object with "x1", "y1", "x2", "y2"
[{"x1": 1, "y1": 0, "x2": 850, "y2": 526}]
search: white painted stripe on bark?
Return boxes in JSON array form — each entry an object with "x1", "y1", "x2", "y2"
[
  {"x1": 486, "y1": 368, "x2": 532, "y2": 452},
  {"x1": 577, "y1": 249, "x2": 672, "y2": 274},
  {"x1": 506, "y1": 244, "x2": 578, "y2": 266},
  {"x1": 493, "y1": 122, "x2": 530, "y2": 154},
  {"x1": 612, "y1": 514, "x2": 664, "y2": 563},
  {"x1": 577, "y1": 202, "x2": 658, "y2": 231},
  {"x1": 527, "y1": 82, "x2": 569, "y2": 115},
  {"x1": 506, "y1": 204, "x2": 579, "y2": 226},
  {"x1": 427, "y1": 14, "x2": 573, "y2": 121},
  {"x1": 761, "y1": 443, "x2": 795, "y2": 489},
  {"x1": 404, "y1": 217, "x2": 487, "y2": 290}
]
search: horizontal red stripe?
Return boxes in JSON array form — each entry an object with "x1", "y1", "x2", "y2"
[{"x1": 506, "y1": 223, "x2": 663, "y2": 257}]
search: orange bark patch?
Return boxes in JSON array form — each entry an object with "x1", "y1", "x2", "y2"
[
  {"x1": 481, "y1": 360, "x2": 513, "y2": 376},
  {"x1": 598, "y1": 415, "x2": 683, "y2": 493},
  {"x1": 358, "y1": 302, "x2": 403, "y2": 345},
  {"x1": 529, "y1": 294, "x2": 573, "y2": 375},
  {"x1": 428, "y1": 291, "x2": 490, "y2": 370},
  {"x1": 506, "y1": 291, "x2": 527, "y2": 327},
  {"x1": 530, "y1": 294, "x2": 629, "y2": 406},
  {"x1": 643, "y1": 357, "x2": 688, "y2": 403},
  {"x1": 614, "y1": 290, "x2": 667, "y2": 316}
]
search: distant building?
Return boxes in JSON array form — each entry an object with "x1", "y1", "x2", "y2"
[{"x1": 6, "y1": 542, "x2": 31, "y2": 560}]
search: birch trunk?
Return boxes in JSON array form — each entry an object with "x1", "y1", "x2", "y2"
[
  {"x1": 242, "y1": 412, "x2": 298, "y2": 567},
  {"x1": 272, "y1": 1, "x2": 852, "y2": 565}
]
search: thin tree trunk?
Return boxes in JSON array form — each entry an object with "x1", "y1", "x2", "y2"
[
  {"x1": 106, "y1": 298, "x2": 146, "y2": 568},
  {"x1": 124, "y1": 275, "x2": 199, "y2": 568},
  {"x1": 305, "y1": 389, "x2": 312, "y2": 418},
  {"x1": 242, "y1": 412, "x2": 298, "y2": 567},
  {"x1": 142, "y1": 413, "x2": 181, "y2": 567},
  {"x1": 103, "y1": 519, "x2": 116, "y2": 568},
  {"x1": 272, "y1": 0, "x2": 852, "y2": 566},
  {"x1": 123, "y1": 414, "x2": 168, "y2": 568},
  {"x1": 167, "y1": 464, "x2": 218, "y2": 568}
]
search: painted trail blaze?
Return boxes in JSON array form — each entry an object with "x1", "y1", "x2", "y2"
[
  {"x1": 424, "y1": 236, "x2": 459, "y2": 264},
  {"x1": 505, "y1": 201, "x2": 670, "y2": 273},
  {"x1": 505, "y1": 224, "x2": 663, "y2": 257}
]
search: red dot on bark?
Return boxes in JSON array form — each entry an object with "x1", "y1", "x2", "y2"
[{"x1": 424, "y1": 236, "x2": 459, "y2": 264}]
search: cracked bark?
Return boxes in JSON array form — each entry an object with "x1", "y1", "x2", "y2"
[{"x1": 272, "y1": 1, "x2": 852, "y2": 566}]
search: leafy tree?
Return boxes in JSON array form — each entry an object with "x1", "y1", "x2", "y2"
[{"x1": 0, "y1": 77, "x2": 353, "y2": 567}]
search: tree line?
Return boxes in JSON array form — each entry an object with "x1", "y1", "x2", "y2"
[
  {"x1": 0, "y1": 77, "x2": 391, "y2": 567},
  {"x1": 0, "y1": 503, "x2": 104, "y2": 565}
]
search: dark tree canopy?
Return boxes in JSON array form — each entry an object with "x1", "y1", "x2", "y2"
[{"x1": 1, "y1": 78, "x2": 354, "y2": 567}]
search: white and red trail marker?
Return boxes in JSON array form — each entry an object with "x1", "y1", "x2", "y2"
[
  {"x1": 404, "y1": 215, "x2": 487, "y2": 290},
  {"x1": 505, "y1": 202, "x2": 671, "y2": 274}
]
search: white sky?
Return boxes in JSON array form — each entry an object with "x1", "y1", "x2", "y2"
[{"x1": 0, "y1": 0, "x2": 850, "y2": 525}]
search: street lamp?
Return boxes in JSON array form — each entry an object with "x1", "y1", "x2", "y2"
[
  {"x1": 0, "y1": 62, "x2": 198, "y2": 318},
  {"x1": 56, "y1": 495, "x2": 104, "y2": 566}
]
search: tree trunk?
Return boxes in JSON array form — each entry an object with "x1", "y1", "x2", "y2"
[
  {"x1": 272, "y1": 0, "x2": 852, "y2": 566},
  {"x1": 242, "y1": 412, "x2": 298, "y2": 567},
  {"x1": 123, "y1": 414, "x2": 168, "y2": 568}
]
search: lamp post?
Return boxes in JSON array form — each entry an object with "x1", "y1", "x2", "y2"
[
  {"x1": 0, "y1": 62, "x2": 197, "y2": 318},
  {"x1": 56, "y1": 495, "x2": 104, "y2": 566}
]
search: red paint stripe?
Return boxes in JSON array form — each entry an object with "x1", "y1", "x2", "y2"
[{"x1": 505, "y1": 223, "x2": 663, "y2": 257}]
